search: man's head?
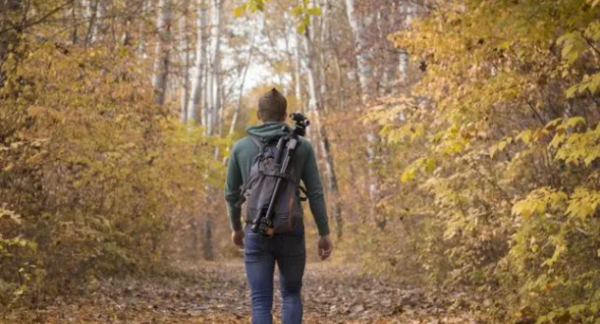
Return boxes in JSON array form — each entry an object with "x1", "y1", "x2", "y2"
[{"x1": 258, "y1": 88, "x2": 287, "y2": 122}]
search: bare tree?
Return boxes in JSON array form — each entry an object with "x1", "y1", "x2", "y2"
[
  {"x1": 153, "y1": 0, "x2": 173, "y2": 105},
  {"x1": 188, "y1": 0, "x2": 207, "y2": 124},
  {"x1": 180, "y1": 0, "x2": 191, "y2": 122},
  {"x1": 229, "y1": 30, "x2": 256, "y2": 135}
]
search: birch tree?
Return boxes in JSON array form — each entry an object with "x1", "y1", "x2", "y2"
[
  {"x1": 229, "y1": 31, "x2": 256, "y2": 135},
  {"x1": 188, "y1": 0, "x2": 207, "y2": 124},
  {"x1": 398, "y1": 3, "x2": 414, "y2": 86},
  {"x1": 294, "y1": 27, "x2": 304, "y2": 111},
  {"x1": 180, "y1": 0, "x2": 191, "y2": 122},
  {"x1": 303, "y1": 23, "x2": 343, "y2": 238},
  {"x1": 201, "y1": 0, "x2": 223, "y2": 261},
  {"x1": 344, "y1": 0, "x2": 383, "y2": 228},
  {"x1": 206, "y1": 0, "x2": 222, "y2": 136},
  {"x1": 153, "y1": 0, "x2": 173, "y2": 105}
]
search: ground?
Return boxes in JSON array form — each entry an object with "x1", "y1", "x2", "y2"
[{"x1": 2, "y1": 262, "x2": 482, "y2": 324}]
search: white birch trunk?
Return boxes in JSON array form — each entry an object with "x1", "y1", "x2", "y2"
[
  {"x1": 152, "y1": 0, "x2": 173, "y2": 105},
  {"x1": 202, "y1": 0, "x2": 222, "y2": 261},
  {"x1": 138, "y1": 0, "x2": 152, "y2": 58},
  {"x1": 318, "y1": 0, "x2": 329, "y2": 113},
  {"x1": 398, "y1": 3, "x2": 412, "y2": 85},
  {"x1": 188, "y1": 0, "x2": 207, "y2": 124},
  {"x1": 294, "y1": 31, "x2": 304, "y2": 111},
  {"x1": 206, "y1": 0, "x2": 222, "y2": 136},
  {"x1": 303, "y1": 26, "x2": 343, "y2": 238},
  {"x1": 180, "y1": 0, "x2": 191, "y2": 122},
  {"x1": 344, "y1": 0, "x2": 382, "y2": 228},
  {"x1": 344, "y1": 0, "x2": 375, "y2": 103},
  {"x1": 83, "y1": 0, "x2": 99, "y2": 46},
  {"x1": 333, "y1": 49, "x2": 345, "y2": 111},
  {"x1": 229, "y1": 31, "x2": 256, "y2": 135}
]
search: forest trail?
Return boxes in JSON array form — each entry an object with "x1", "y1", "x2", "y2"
[{"x1": 3, "y1": 262, "x2": 480, "y2": 324}]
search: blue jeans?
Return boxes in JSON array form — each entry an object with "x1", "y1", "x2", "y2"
[{"x1": 244, "y1": 225, "x2": 306, "y2": 324}]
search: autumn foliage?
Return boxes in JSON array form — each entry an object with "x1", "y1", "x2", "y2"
[
  {"x1": 346, "y1": 0, "x2": 600, "y2": 322},
  {"x1": 2, "y1": 0, "x2": 600, "y2": 323},
  {"x1": 0, "y1": 29, "x2": 224, "y2": 308}
]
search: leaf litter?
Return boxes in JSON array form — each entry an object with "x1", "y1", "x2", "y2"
[{"x1": 2, "y1": 262, "x2": 483, "y2": 323}]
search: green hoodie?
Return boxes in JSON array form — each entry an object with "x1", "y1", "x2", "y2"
[{"x1": 224, "y1": 122, "x2": 330, "y2": 236}]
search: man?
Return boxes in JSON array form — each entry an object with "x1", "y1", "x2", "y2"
[{"x1": 225, "y1": 88, "x2": 333, "y2": 324}]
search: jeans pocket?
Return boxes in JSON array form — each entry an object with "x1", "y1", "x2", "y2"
[{"x1": 245, "y1": 230, "x2": 269, "y2": 261}]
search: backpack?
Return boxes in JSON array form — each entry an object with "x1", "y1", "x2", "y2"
[{"x1": 241, "y1": 135, "x2": 304, "y2": 234}]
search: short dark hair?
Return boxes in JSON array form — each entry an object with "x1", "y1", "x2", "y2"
[{"x1": 258, "y1": 88, "x2": 287, "y2": 122}]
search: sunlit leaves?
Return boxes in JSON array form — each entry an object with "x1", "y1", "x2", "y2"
[
  {"x1": 566, "y1": 188, "x2": 600, "y2": 220},
  {"x1": 557, "y1": 31, "x2": 588, "y2": 66},
  {"x1": 290, "y1": 0, "x2": 322, "y2": 34},
  {"x1": 234, "y1": 0, "x2": 321, "y2": 34},
  {"x1": 383, "y1": 0, "x2": 600, "y2": 321},
  {"x1": 234, "y1": 0, "x2": 269, "y2": 17},
  {"x1": 400, "y1": 157, "x2": 434, "y2": 183},
  {"x1": 489, "y1": 137, "x2": 512, "y2": 159},
  {"x1": 565, "y1": 73, "x2": 600, "y2": 98},
  {"x1": 512, "y1": 187, "x2": 568, "y2": 218}
]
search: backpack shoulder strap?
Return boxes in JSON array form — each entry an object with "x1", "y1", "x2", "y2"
[{"x1": 248, "y1": 135, "x2": 264, "y2": 149}]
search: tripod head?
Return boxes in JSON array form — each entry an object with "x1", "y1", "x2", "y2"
[{"x1": 289, "y1": 112, "x2": 310, "y2": 137}]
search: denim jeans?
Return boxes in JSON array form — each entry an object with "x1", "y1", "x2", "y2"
[{"x1": 244, "y1": 225, "x2": 306, "y2": 324}]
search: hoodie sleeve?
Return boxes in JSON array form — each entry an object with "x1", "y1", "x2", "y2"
[
  {"x1": 301, "y1": 141, "x2": 331, "y2": 236},
  {"x1": 225, "y1": 145, "x2": 243, "y2": 232}
]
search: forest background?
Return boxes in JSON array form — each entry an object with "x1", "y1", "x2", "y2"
[{"x1": 2, "y1": 0, "x2": 600, "y2": 323}]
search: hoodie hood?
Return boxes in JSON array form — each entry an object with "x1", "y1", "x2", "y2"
[{"x1": 247, "y1": 122, "x2": 291, "y2": 142}]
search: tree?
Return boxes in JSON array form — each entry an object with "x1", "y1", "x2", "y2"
[
  {"x1": 153, "y1": 0, "x2": 173, "y2": 105},
  {"x1": 303, "y1": 8, "x2": 343, "y2": 238},
  {"x1": 188, "y1": 0, "x2": 208, "y2": 124},
  {"x1": 343, "y1": 0, "x2": 383, "y2": 228}
]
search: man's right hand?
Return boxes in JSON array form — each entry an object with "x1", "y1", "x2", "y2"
[
  {"x1": 318, "y1": 235, "x2": 333, "y2": 260},
  {"x1": 232, "y1": 230, "x2": 245, "y2": 249}
]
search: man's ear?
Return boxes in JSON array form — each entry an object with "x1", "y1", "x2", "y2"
[{"x1": 256, "y1": 110, "x2": 262, "y2": 121}]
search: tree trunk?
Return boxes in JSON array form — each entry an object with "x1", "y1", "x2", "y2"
[
  {"x1": 152, "y1": 0, "x2": 173, "y2": 105},
  {"x1": 206, "y1": 0, "x2": 222, "y2": 136},
  {"x1": 344, "y1": 0, "x2": 375, "y2": 102},
  {"x1": 83, "y1": 0, "x2": 102, "y2": 46},
  {"x1": 397, "y1": 3, "x2": 413, "y2": 87},
  {"x1": 203, "y1": 213, "x2": 213, "y2": 260},
  {"x1": 188, "y1": 0, "x2": 207, "y2": 124},
  {"x1": 294, "y1": 30, "x2": 304, "y2": 112},
  {"x1": 318, "y1": 0, "x2": 329, "y2": 114},
  {"x1": 229, "y1": 31, "x2": 256, "y2": 135},
  {"x1": 344, "y1": 0, "x2": 383, "y2": 229},
  {"x1": 180, "y1": 0, "x2": 191, "y2": 122},
  {"x1": 201, "y1": 0, "x2": 222, "y2": 261},
  {"x1": 138, "y1": 0, "x2": 152, "y2": 58},
  {"x1": 303, "y1": 26, "x2": 343, "y2": 239},
  {"x1": 333, "y1": 48, "x2": 345, "y2": 111}
]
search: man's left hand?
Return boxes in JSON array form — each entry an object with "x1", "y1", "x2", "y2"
[{"x1": 232, "y1": 230, "x2": 245, "y2": 249}]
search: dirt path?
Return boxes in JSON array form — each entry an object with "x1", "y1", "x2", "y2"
[{"x1": 3, "y1": 262, "x2": 481, "y2": 324}]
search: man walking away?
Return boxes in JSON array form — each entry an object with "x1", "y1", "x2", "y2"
[{"x1": 225, "y1": 88, "x2": 333, "y2": 324}]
